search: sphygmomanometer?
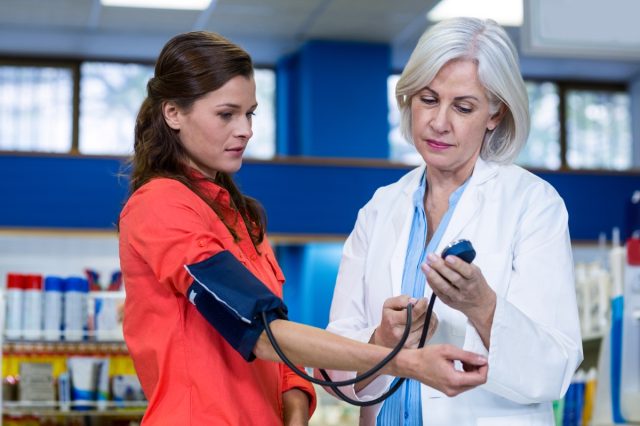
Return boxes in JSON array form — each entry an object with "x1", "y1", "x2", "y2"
[{"x1": 185, "y1": 239, "x2": 475, "y2": 406}]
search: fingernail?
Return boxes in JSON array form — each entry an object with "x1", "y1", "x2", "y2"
[
  {"x1": 445, "y1": 256, "x2": 456, "y2": 265},
  {"x1": 409, "y1": 297, "x2": 417, "y2": 304},
  {"x1": 427, "y1": 253, "x2": 438, "y2": 262},
  {"x1": 422, "y1": 263, "x2": 430, "y2": 273}
]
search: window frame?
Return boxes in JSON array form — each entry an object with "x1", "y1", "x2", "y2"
[
  {"x1": 0, "y1": 57, "x2": 277, "y2": 157},
  {"x1": 524, "y1": 78, "x2": 630, "y2": 171}
]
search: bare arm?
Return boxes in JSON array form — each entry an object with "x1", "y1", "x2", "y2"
[
  {"x1": 253, "y1": 319, "x2": 487, "y2": 397},
  {"x1": 282, "y1": 388, "x2": 310, "y2": 426}
]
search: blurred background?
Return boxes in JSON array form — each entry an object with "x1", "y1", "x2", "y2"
[{"x1": 0, "y1": 0, "x2": 639, "y2": 425}]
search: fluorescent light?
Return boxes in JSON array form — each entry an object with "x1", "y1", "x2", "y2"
[
  {"x1": 101, "y1": 0, "x2": 211, "y2": 10},
  {"x1": 427, "y1": 0, "x2": 523, "y2": 27}
]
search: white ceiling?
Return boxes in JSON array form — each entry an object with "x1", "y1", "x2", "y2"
[
  {"x1": 1, "y1": 0, "x2": 640, "y2": 81},
  {"x1": 0, "y1": 0, "x2": 439, "y2": 67}
]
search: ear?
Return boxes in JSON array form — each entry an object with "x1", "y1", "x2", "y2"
[
  {"x1": 487, "y1": 103, "x2": 507, "y2": 131},
  {"x1": 163, "y1": 101, "x2": 181, "y2": 130}
]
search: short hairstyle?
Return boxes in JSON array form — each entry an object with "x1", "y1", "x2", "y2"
[{"x1": 396, "y1": 17, "x2": 529, "y2": 164}]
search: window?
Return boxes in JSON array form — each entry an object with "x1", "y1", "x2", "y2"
[
  {"x1": 388, "y1": 75, "x2": 421, "y2": 165},
  {"x1": 0, "y1": 65, "x2": 73, "y2": 153},
  {"x1": 518, "y1": 81, "x2": 560, "y2": 169},
  {"x1": 246, "y1": 68, "x2": 276, "y2": 159},
  {"x1": 566, "y1": 88, "x2": 631, "y2": 170},
  {"x1": 387, "y1": 74, "x2": 634, "y2": 170},
  {"x1": 79, "y1": 62, "x2": 153, "y2": 155},
  {"x1": 0, "y1": 61, "x2": 276, "y2": 159}
]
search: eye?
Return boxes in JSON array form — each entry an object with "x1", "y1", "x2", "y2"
[
  {"x1": 218, "y1": 112, "x2": 233, "y2": 121},
  {"x1": 420, "y1": 96, "x2": 437, "y2": 105},
  {"x1": 455, "y1": 105, "x2": 473, "y2": 114},
  {"x1": 246, "y1": 111, "x2": 256, "y2": 119}
]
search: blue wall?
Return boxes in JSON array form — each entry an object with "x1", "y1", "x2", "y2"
[
  {"x1": 277, "y1": 40, "x2": 390, "y2": 159},
  {"x1": 1, "y1": 154, "x2": 638, "y2": 242}
]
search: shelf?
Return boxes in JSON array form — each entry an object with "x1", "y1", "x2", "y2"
[
  {"x1": 3, "y1": 402, "x2": 146, "y2": 418},
  {"x1": 3, "y1": 408, "x2": 145, "y2": 418},
  {"x1": 3, "y1": 340, "x2": 128, "y2": 354}
]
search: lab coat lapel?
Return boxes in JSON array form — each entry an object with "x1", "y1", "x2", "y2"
[
  {"x1": 436, "y1": 158, "x2": 498, "y2": 254},
  {"x1": 389, "y1": 166, "x2": 425, "y2": 296}
]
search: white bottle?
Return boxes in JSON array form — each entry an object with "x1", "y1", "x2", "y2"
[
  {"x1": 5, "y1": 273, "x2": 25, "y2": 340},
  {"x1": 22, "y1": 274, "x2": 43, "y2": 340},
  {"x1": 43, "y1": 276, "x2": 64, "y2": 341},
  {"x1": 64, "y1": 277, "x2": 89, "y2": 341}
]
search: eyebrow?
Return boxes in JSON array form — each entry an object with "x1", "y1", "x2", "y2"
[
  {"x1": 216, "y1": 102, "x2": 258, "y2": 109},
  {"x1": 423, "y1": 86, "x2": 480, "y2": 102}
]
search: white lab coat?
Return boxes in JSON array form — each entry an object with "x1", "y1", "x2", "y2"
[{"x1": 322, "y1": 158, "x2": 583, "y2": 425}]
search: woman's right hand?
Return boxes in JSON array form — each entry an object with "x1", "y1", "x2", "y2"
[
  {"x1": 396, "y1": 344, "x2": 488, "y2": 397},
  {"x1": 372, "y1": 295, "x2": 438, "y2": 349}
]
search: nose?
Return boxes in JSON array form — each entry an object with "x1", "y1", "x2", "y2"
[
  {"x1": 235, "y1": 116, "x2": 253, "y2": 140},
  {"x1": 430, "y1": 106, "x2": 450, "y2": 134}
]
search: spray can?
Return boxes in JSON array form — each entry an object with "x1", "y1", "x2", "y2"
[
  {"x1": 5, "y1": 273, "x2": 25, "y2": 340},
  {"x1": 64, "y1": 277, "x2": 89, "y2": 341},
  {"x1": 22, "y1": 274, "x2": 43, "y2": 340},
  {"x1": 43, "y1": 276, "x2": 65, "y2": 341}
]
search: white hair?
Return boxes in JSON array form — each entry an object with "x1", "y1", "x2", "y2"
[{"x1": 396, "y1": 17, "x2": 529, "y2": 164}]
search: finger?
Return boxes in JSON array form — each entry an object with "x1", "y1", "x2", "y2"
[
  {"x1": 427, "y1": 253, "x2": 463, "y2": 286},
  {"x1": 453, "y1": 366, "x2": 488, "y2": 387},
  {"x1": 449, "y1": 349, "x2": 488, "y2": 367},
  {"x1": 411, "y1": 298, "x2": 428, "y2": 320},
  {"x1": 383, "y1": 294, "x2": 416, "y2": 311},
  {"x1": 422, "y1": 264, "x2": 458, "y2": 302},
  {"x1": 443, "y1": 255, "x2": 475, "y2": 279}
]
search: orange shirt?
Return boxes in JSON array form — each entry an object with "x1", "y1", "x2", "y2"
[{"x1": 119, "y1": 177, "x2": 316, "y2": 425}]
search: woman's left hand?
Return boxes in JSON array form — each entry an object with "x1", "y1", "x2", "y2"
[{"x1": 421, "y1": 253, "x2": 496, "y2": 347}]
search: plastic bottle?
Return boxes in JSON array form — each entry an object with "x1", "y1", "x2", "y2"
[
  {"x1": 64, "y1": 277, "x2": 89, "y2": 341},
  {"x1": 5, "y1": 273, "x2": 25, "y2": 340},
  {"x1": 43, "y1": 276, "x2": 65, "y2": 341},
  {"x1": 22, "y1": 274, "x2": 43, "y2": 340}
]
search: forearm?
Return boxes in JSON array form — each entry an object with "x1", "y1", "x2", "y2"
[
  {"x1": 466, "y1": 291, "x2": 496, "y2": 349},
  {"x1": 254, "y1": 319, "x2": 404, "y2": 377}
]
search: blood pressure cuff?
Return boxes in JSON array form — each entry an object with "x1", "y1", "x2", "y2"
[{"x1": 184, "y1": 250, "x2": 288, "y2": 361}]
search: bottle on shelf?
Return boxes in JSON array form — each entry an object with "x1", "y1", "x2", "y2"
[
  {"x1": 22, "y1": 274, "x2": 43, "y2": 340},
  {"x1": 5, "y1": 273, "x2": 25, "y2": 340},
  {"x1": 43, "y1": 276, "x2": 64, "y2": 341},
  {"x1": 63, "y1": 277, "x2": 89, "y2": 341}
]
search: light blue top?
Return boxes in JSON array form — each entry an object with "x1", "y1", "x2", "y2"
[{"x1": 376, "y1": 172, "x2": 469, "y2": 425}]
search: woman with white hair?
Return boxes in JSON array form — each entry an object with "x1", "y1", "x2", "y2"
[{"x1": 322, "y1": 17, "x2": 583, "y2": 425}]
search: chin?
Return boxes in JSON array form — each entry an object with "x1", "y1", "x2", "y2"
[{"x1": 222, "y1": 161, "x2": 243, "y2": 175}]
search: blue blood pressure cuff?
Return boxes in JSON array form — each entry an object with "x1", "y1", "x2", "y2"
[{"x1": 184, "y1": 250, "x2": 288, "y2": 361}]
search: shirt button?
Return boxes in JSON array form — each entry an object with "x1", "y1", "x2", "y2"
[
  {"x1": 198, "y1": 239, "x2": 206, "y2": 247},
  {"x1": 404, "y1": 412, "x2": 409, "y2": 419},
  {"x1": 250, "y1": 254, "x2": 257, "y2": 261}
]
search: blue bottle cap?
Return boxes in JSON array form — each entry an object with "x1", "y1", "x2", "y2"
[
  {"x1": 65, "y1": 277, "x2": 89, "y2": 293},
  {"x1": 44, "y1": 276, "x2": 65, "y2": 292}
]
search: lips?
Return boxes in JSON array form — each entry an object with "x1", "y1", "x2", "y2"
[
  {"x1": 225, "y1": 146, "x2": 245, "y2": 153},
  {"x1": 426, "y1": 139, "x2": 452, "y2": 149}
]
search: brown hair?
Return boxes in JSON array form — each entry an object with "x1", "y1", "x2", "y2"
[{"x1": 128, "y1": 31, "x2": 265, "y2": 246}]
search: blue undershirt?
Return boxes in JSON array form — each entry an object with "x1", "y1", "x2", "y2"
[{"x1": 376, "y1": 172, "x2": 468, "y2": 425}]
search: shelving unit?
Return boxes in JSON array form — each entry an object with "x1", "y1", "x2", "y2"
[{"x1": 1, "y1": 287, "x2": 146, "y2": 425}]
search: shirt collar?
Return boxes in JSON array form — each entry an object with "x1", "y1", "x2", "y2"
[{"x1": 189, "y1": 168, "x2": 233, "y2": 207}]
